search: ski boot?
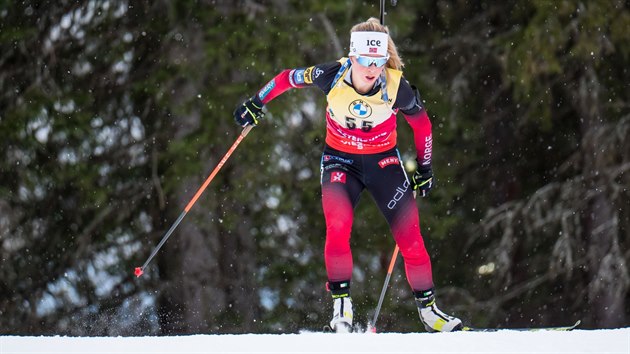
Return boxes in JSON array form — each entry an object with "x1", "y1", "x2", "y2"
[
  {"x1": 330, "y1": 296, "x2": 353, "y2": 333},
  {"x1": 327, "y1": 280, "x2": 353, "y2": 333},
  {"x1": 415, "y1": 289, "x2": 462, "y2": 332}
]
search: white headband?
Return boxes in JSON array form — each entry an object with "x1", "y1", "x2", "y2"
[{"x1": 349, "y1": 31, "x2": 389, "y2": 57}]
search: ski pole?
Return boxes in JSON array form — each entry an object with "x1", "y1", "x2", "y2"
[
  {"x1": 369, "y1": 244, "x2": 399, "y2": 332},
  {"x1": 134, "y1": 125, "x2": 254, "y2": 278},
  {"x1": 369, "y1": 0, "x2": 401, "y2": 332},
  {"x1": 379, "y1": 0, "x2": 398, "y2": 25},
  {"x1": 380, "y1": 0, "x2": 386, "y2": 25}
]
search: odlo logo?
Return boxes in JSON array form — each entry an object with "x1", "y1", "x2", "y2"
[{"x1": 387, "y1": 180, "x2": 409, "y2": 209}]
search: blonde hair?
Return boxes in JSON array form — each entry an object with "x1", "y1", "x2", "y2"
[{"x1": 350, "y1": 17, "x2": 404, "y2": 70}]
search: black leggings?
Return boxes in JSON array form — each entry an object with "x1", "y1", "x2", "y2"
[{"x1": 320, "y1": 145, "x2": 434, "y2": 292}]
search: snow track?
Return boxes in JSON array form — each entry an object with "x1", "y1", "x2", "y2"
[{"x1": 2, "y1": 328, "x2": 629, "y2": 354}]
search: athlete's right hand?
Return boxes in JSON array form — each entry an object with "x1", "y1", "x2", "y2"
[{"x1": 234, "y1": 96, "x2": 264, "y2": 127}]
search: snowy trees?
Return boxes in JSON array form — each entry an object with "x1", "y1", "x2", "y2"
[{"x1": 414, "y1": 0, "x2": 630, "y2": 327}]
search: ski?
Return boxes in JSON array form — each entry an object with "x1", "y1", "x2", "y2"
[
  {"x1": 314, "y1": 319, "x2": 581, "y2": 333},
  {"x1": 462, "y1": 320, "x2": 581, "y2": 332}
]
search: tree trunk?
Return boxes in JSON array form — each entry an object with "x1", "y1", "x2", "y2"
[{"x1": 576, "y1": 66, "x2": 628, "y2": 327}]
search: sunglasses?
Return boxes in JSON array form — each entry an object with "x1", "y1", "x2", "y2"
[{"x1": 355, "y1": 55, "x2": 389, "y2": 68}]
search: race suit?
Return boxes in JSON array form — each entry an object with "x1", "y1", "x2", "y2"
[{"x1": 254, "y1": 58, "x2": 435, "y2": 291}]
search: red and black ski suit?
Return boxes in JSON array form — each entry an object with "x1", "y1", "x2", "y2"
[{"x1": 254, "y1": 58, "x2": 435, "y2": 292}]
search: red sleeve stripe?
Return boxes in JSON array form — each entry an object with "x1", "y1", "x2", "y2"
[{"x1": 257, "y1": 69, "x2": 298, "y2": 105}]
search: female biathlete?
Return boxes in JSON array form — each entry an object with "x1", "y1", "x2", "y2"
[{"x1": 234, "y1": 18, "x2": 462, "y2": 333}]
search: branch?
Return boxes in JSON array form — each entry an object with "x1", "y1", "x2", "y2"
[{"x1": 317, "y1": 13, "x2": 343, "y2": 58}]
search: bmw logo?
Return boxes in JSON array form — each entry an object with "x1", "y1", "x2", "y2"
[{"x1": 349, "y1": 99, "x2": 372, "y2": 118}]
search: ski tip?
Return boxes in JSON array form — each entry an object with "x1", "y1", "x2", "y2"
[{"x1": 134, "y1": 267, "x2": 144, "y2": 278}]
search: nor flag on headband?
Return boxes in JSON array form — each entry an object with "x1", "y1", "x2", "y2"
[{"x1": 349, "y1": 31, "x2": 389, "y2": 57}]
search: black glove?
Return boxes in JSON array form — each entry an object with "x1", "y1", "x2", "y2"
[
  {"x1": 234, "y1": 96, "x2": 264, "y2": 127},
  {"x1": 411, "y1": 165, "x2": 433, "y2": 197}
]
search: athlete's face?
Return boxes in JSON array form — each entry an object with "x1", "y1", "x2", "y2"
[{"x1": 350, "y1": 54, "x2": 387, "y2": 92}]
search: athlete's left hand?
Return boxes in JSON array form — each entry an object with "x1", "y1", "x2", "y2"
[{"x1": 412, "y1": 167, "x2": 433, "y2": 197}]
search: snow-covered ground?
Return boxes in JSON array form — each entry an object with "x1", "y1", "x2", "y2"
[{"x1": 2, "y1": 328, "x2": 629, "y2": 354}]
